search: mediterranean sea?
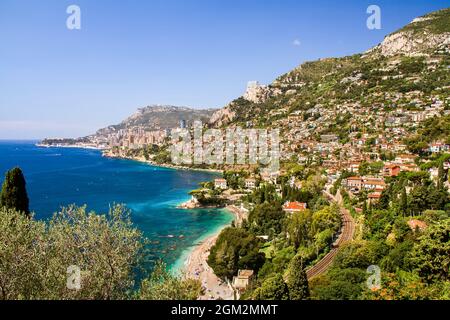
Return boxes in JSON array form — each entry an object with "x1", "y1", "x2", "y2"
[{"x1": 0, "y1": 140, "x2": 233, "y2": 271}]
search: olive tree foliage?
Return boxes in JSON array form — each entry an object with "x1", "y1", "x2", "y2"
[
  {"x1": 138, "y1": 261, "x2": 202, "y2": 300},
  {"x1": 0, "y1": 204, "x2": 145, "y2": 300}
]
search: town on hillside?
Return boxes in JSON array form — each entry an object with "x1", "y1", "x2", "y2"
[{"x1": 34, "y1": 7, "x2": 450, "y2": 300}]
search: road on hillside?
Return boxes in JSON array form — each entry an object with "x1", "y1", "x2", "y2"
[{"x1": 306, "y1": 190, "x2": 355, "y2": 280}]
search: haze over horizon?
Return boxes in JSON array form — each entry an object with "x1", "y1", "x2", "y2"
[{"x1": 1, "y1": 0, "x2": 449, "y2": 139}]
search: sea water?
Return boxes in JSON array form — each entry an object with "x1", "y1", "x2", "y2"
[{"x1": 0, "y1": 140, "x2": 233, "y2": 271}]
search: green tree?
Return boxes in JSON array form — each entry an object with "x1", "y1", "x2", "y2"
[
  {"x1": 410, "y1": 219, "x2": 450, "y2": 283},
  {"x1": 409, "y1": 185, "x2": 429, "y2": 215},
  {"x1": 399, "y1": 187, "x2": 408, "y2": 216},
  {"x1": 310, "y1": 205, "x2": 341, "y2": 235},
  {"x1": 138, "y1": 261, "x2": 202, "y2": 300},
  {"x1": 253, "y1": 274, "x2": 289, "y2": 300},
  {"x1": 362, "y1": 201, "x2": 368, "y2": 215},
  {"x1": 359, "y1": 161, "x2": 370, "y2": 176},
  {"x1": 286, "y1": 210, "x2": 313, "y2": 249},
  {"x1": 0, "y1": 204, "x2": 144, "y2": 299},
  {"x1": 333, "y1": 240, "x2": 381, "y2": 269},
  {"x1": 309, "y1": 268, "x2": 366, "y2": 300},
  {"x1": 0, "y1": 167, "x2": 30, "y2": 216},
  {"x1": 437, "y1": 161, "x2": 445, "y2": 190},
  {"x1": 286, "y1": 254, "x2": 309, "y2": 300},
  {"x1": 248, "y1": 202, "x2": 284, "y2": 238},
  {"x1": 208, "y1": 227, "x2": 265, "y2": 279}
]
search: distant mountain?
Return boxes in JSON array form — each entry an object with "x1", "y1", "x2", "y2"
[
  {"x1": 95, "y1": 105, "x2": 217, "y2": 136},
  {"x1": 40, "y1": 105, "x2": 217, "y2": 146}
]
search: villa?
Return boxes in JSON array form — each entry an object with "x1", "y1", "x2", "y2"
[
  {"x1": 368, "y1": 191, "x2": 382, "y2": 204},
  {"x1": 214, "y1": 178, "x2": 228, "y2": 189},
  {"x1": 407, "y1": 219, "x2": 428, "y2": 231},
  {"x1": 244, "y1": 178, "x2": 256, "y2": 189},
  {"x1": 343, "y1": 176, "x2": 386, "y2": 193},
  {"x1": 383, "y1": 164, "x2": 401, "y2": 177},
  {"x1": 232, "y1": 270, "x2": 254, "y2": 293},
  {"x1": 282, "y1": 201, "x2": 307, "y2": 214}
]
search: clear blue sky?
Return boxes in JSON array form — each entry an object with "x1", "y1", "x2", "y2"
[{"x1": 1, "y1": 0, "x2": 449, "y2": 139}]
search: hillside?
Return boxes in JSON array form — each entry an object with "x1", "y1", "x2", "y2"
[
  {"x1": 96, "y1": 105, "x2": 217, "y2": 136},
  {"x1": 209, "y1": 7, "x2": 450, "y2": 145},
  {"x1": 41, "y1": 8, "x2": 450, "y2": 158}
]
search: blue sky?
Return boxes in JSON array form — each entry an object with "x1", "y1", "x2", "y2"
[{"x1": 1, "y1": 0, "x2": 449, "y2": 139}]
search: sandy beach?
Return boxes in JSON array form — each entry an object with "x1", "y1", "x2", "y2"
[
  {"x1": 184, "y1": 231, "x2": 234, "y2": 300},
  {"x1": 225, "y1": 205, "x2": 248, "y2": 227},
  {"x1": 183, "y1": 205, "x2": 248, "y2": 300}
]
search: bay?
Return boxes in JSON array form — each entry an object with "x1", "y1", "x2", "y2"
[{"x1": 0, "y1": 140, "x2": 233, "y2": 271}]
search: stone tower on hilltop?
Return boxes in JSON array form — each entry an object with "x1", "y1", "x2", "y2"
[{"x1": 243, "y1": 81, "x2": 270, "y2": 104}]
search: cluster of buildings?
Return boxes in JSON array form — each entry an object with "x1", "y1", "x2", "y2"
[
  {"x1": 342, "y1": 176, "x2": 386, "y2": 202},
  {"x1": 214, "y1": 177, "x2": 257, "y2": 190},
  {"x1": 265, "y1": 96, "x2": 449, "y2": 203},
  {"x1": 107, "y1": 127, "x2": 169, "y2": 149},
  {"x1": 276, "y1": 96, "x2": 448, "y2": 162}
]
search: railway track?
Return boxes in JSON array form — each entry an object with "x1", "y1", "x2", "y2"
[{"x1": 306, "y1": 191, "x2": 355, "y2": 280}]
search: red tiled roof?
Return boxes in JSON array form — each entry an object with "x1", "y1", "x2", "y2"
[
  {"x1": 407, "y1": 219, "x2": 428, "y2": 231},
  {"x1": 283, "y1": 201, "x2": 307, "y2": 211},
  {"x1": 368, "y1": 192, "x2": 382, "y2": 199}
]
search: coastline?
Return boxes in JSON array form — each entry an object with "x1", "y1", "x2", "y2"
[
  {"x1": 180, "y1": 205, "x2": 248, "y2": 300},
  {"x1": 35, "y1": 143, "x2": 104, "y2": 151},
  {"x1": 37, "y1": 142, "x2": 236, "y2": 299},
  {"x1": 103, "y1": 152, "x2": 224, "y2": 174},
  {"x1": 101, "y1": 147, "x2": 233, "y2": 292},
  {"x1": 182, "y1": 229, "x2": 234, "y2": 300},
  {"x1": 36, "y1": 143, "x2": 223, "y2": 173}
]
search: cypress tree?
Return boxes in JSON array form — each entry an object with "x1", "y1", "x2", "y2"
[
  {"x1": 400, "y1": 187, "x2": 408, "y2": 216},
  {"x1": 0, "y1": 167, "x2": 30, "y2": 215},
  {"x1": 286, "y1": 254, "x2": 309, "y2": 300},
  {"x1": 437, "y1": 161, "x2": 445, "y2": 190}
]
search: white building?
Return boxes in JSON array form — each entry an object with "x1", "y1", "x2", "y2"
[
  {"x1": 244, "y1": 178, "x2": 256, "y2": 189},
  {"x1": 214, "y1": 178, "x2": 228, "y2": 189}
]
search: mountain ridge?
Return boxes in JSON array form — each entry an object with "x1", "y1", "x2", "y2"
[
  {"x1": 208, "y1": 7, "x2": 450, "y2": 131},
  {"x1": 41, "y1": 7, "x2": 449, "y2": 153},
  {"x1": 95, "y1": 104, "x2": 217, "y2": 136}
]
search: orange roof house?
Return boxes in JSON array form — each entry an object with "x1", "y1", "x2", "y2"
[
  {"x1": 383, "y1": 164, "x2": 401, "y2": 177},
  {"x1": 282, "y1": 201, "x2": 307, "y2": 214},
  {"x1": 407, "y1": 219, "x2": 428, "y2": 231},
  {"x1": 395, "y1": 154, "x2": 417, "y2": 164},
  {"x1": 368, "y1": 192, "x2": 382, "y2": 203}
]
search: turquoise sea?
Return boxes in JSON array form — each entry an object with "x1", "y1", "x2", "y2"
[{"x1": 0, "y1": 140, "x2": 233, "y2": 271}]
